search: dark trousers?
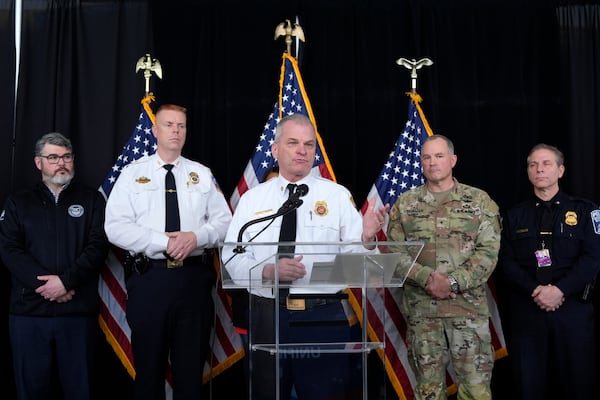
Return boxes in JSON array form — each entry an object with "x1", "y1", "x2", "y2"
[
  {"x1": 9, "y1": 314, "x2": 97, "y2": 400},
  {"x1": 249, "y1": 295, "x2": 362, "y2": 400},
  {"x1": 126, "y1": 263, "x2": 215, "y2": 400},
  {"x1": 505, "y1": 294, "x2": 597, "y2": 400}
]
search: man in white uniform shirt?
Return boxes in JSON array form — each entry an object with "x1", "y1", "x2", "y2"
[
  {"x1": 222, "y1": 113, "x2": 388, "y2": 400},
  {"x1": 105, "y1": 104, "x2": 232, "y2": 400}
]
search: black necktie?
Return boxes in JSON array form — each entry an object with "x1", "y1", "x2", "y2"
[
  {"x1": 278, "y1": 183, "x2": 297, "y2": 258},
  {"x1": 540, "y1": 202, "x2": 554, "y2": 233},
  {"x1": 164, "y1": 164, "x2": 180, "y2": 232}
]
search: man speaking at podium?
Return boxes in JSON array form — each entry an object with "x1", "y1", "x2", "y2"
[{"x1": 222, "y1": 113, "x2": 388, "y2": 400}]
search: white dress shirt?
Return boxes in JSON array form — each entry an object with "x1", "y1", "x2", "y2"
[
  {"x1": 105, "y1": 154, "x2": 232, "y2": 259},
  {"x1": 222, "y1": 175, "x2": 371, "y2": 298}
]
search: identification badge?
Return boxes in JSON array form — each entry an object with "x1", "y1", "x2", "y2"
[{"x1": 535, "y1": 248, "x2": 552, "y2": 267}]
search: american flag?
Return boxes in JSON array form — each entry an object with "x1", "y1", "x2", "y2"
[
  {"x1": 97, "y1": 96, "x2": 244, "y2": 395},
  {"x1": 229, "y1": 53, "x2": 335, "y2": 210},
  {"x1": 348, "y1": 92, "x2": 507, "y2": 399}
]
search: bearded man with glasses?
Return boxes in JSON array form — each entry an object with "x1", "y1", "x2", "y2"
[{"x1": 0, "y1": 132, "x2": 108, "y2": 400}]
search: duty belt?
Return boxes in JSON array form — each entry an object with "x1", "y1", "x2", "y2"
[{"x1": 149, "y1": 251, "x2": 212, "y2": 269}]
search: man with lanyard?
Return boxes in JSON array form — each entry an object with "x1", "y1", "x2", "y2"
[{"x1": 496, "y1": 143, "x2": 600, "y2": 399}]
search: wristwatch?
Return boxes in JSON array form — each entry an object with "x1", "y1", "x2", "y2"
[{"x1": 448, "y1": 274, "x2": 459, "y2": 293}]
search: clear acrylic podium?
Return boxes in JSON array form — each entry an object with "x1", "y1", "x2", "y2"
[{"x1": 220, "y1": 240, "x2": 424, "y2": 400}]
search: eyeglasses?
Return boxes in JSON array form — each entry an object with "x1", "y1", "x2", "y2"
[{"x1": 38, "y1": 153, "x2": 75, "y2": 164}]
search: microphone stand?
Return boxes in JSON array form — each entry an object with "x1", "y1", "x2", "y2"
[{"x1": 232, "y1": 199, "x2": 303, "y2": 254}]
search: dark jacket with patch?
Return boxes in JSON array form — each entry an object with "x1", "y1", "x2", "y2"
[
  {"x1": 497, "y1": 191, "x2": 600, "y2": 298},
  {"x1": 0, "y1": 180, "x2": 108, "y2": 316}
]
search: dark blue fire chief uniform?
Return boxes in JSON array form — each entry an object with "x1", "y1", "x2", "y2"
[{"x1": 496, "y1": 191, "x2": 600, "y2": 400}]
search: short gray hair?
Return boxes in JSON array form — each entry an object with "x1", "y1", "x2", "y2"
[
  {"x1": 34, "y1": 132, "x2": 72, "y2": 156},
  {"x1": 423, "y1": 134, "x2": 455, "y2": 154},
  {"x1": 527, "y1": 143, "x2": 564, "y2": 167},
  {"x1": 274, "y1": 114, "x2": 315, "y2": 142}
]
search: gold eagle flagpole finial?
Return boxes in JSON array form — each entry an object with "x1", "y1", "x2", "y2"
[
  {"x1": 274, "y1": 19, "x2": 305, "y2": 55},
  {"x1": 396, "y1": 57, "x2": 433, "y2": 93},
  {"x1": 135, "y1": 53, "x2": 163, "y2": 97}
]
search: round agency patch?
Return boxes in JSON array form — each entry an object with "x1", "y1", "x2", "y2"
[{"x1": 68, "y1": 204, "x2": 85, "y2": 218}]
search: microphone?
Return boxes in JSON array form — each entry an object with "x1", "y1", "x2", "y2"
[
  {"x1": 295, "y1": 183, "x2": 309, "y2": 199},
  {"x1": 279, "y1": 183, "x2": 309, "y2": 210},
  {"x1": 233, "y1": 184, "x2": 309, "y2": 254}
]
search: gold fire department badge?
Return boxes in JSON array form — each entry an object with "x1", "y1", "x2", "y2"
[{"x1": 314, "y1": 201, "x2": 328, "y2": 216}]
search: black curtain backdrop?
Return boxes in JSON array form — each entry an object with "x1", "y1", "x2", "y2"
[{"x1": 1, "y1": 0, "x2": 600, "y2": 399}]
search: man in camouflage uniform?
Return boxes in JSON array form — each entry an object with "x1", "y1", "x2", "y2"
[{"x1": 387, "y1": 134, "x2": 501, "y2": 400}]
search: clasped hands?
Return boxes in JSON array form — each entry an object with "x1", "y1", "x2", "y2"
[
  {"x1": 165, "y1": 231, "x2": 197, "y2": 260},
  {"x1": 425, "y1": 273, "x2": 567, "y2": 311},
  {"x1": 425, "y1": 271, "x2": 457, "y2": 300},
  {"x1": 532, "y1": 284, "x2": 565, "y2": 312},
  {"x1": 35, "y1": 275, "x2": 74, "y2": 303}
]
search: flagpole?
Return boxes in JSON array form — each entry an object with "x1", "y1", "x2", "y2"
[
  {"x1": 294, "y1": 15, "x2": 303, "y2": 66},
  {"x1": 135, "y1": 53, "x2": 162, "y2": 97},
  {"x1": 274, "y1": 18, "x2": 305, "y2": 55},
  {"x1": 396, "y1": 57, "x2": 433, "y2": 93},
  {"x1": 10, "y1": 0, "x2": 22, "y2": 191}
]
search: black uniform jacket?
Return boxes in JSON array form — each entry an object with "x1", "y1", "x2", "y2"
[
  {"x1": 0, "y1": 181, "x2": 108, "y2": 316},
  {"x1": 497, "y1": 191, "x2": 600, "y2": 298}
]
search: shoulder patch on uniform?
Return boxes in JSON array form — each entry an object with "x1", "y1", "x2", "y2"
[
  {"x1": 211, "y1": 175, "x2": 223, "y2": 193},
  {"x1": 591, "y1": 210, "x2": 600, "y2": 235}
]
